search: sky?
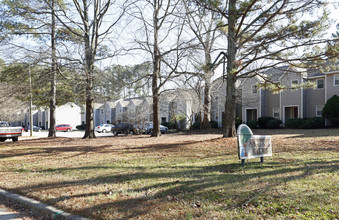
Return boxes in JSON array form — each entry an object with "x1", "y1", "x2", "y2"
[{"x1": 1, "y1": 0, "x2": 338, "y2": 71}]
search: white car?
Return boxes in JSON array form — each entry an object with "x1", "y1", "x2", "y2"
[{"x1": 95, "y1": 124, "x2": 114, "y2": 133}]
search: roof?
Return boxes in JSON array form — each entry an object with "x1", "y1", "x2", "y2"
[
  {"x1": 131, "y1": 99, "x2": 143, "y2": 106},
  {"x1": 93, "y1": 103, "x2": 104, "y2": 109},
  {"x1": 261, "y1": 66, "x2": 290, "y2": 81},
  {"x1": 306, "y1": 68, "x2": 325, "y2": 79},
  {"x1": 119, "y1": 100, "x2": 130, "y2": 107},
  {"x1": 106, "y1": 101, "x2": 117, "y2": 108}
]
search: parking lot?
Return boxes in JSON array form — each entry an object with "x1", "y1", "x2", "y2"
[{"x1": 20, "y1": 130, "x2": 115, "y2": 139}]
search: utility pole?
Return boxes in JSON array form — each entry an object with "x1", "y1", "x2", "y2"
[{"x1": 29, "y1": 66, "x2": 33, "y2": 137}]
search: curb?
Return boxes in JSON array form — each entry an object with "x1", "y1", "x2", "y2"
[{"x1": 0, "y1": 188, "x2": 90, "y2": 220}]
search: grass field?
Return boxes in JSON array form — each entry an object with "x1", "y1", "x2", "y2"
[{"x1": 0, "y1": 129, "x2": 338, "y2": 219}]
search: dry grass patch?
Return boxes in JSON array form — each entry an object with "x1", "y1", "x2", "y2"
[{"x1": 0, "y1": 129, "x2": 338, "y2": 219}]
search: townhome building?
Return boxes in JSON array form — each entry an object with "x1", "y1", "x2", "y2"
[
  {"x1": 16, "y1": 102, "x2": 81, "y2": 129},
  {"x1": 102, "y1": 101, "x2": 118, "y2": 124},
  {"x1": 240, "y1": 65, "x2": 339, "y2": 124},
  {"x1": 210, "y1": 77, "x2": 242, "y2": 127},
  {"x1": 306, "y1": 67, "x2": 339, "y2": 119},
  {"x1": 89, "y1": 90, "x2": 199, "y2": 129}
]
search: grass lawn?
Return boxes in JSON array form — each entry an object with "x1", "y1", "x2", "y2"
[{"x1": 0, "y1": 129, "x2": 338, "y2": 219}]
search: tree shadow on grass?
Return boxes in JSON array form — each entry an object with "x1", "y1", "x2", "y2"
[
  {"x1": 8, "y1": 158, "x2": 338, "y2": 219},
  {"x1": 0, "y1": 136, "x2": 228, "y2": 160}
]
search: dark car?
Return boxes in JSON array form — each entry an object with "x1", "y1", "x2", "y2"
[
  {"x1": 112, "y1": 123, "x2": 140, "y2": 136},
  {"x1": 55, "y1": 124, "x2": 72, "y2": 132},
  {"x1": 24, "y1": 125, "x2": 42, "y2": 132}
]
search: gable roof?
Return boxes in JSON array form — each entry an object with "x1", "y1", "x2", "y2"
[
  {"x1": 262, "y1": 66, "x2": 290, "y2": 81},
  {"x1": 307, "y1": 68, "x2": 325, "y2": 79},
  {"x1": 104, "y1": 101, "x2": 117, "y2": 108},
  {"x1": 131, "y1": 99, "x2": 143, "y2": 106}
]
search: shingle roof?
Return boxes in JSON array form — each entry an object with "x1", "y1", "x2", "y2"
[
  {"x1": 261, "y1": 66, "x2": 290, "y2": 81},
  {"x1": 306, "y1": 68, "x2": 325, "y2": 78},
  {"x1": 106, "y1": 101, "x2": 117, "y2": 108}
]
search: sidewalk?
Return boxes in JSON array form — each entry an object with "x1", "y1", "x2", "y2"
[
  {"x1": 0, "y1": 200, "x2": 33, "y2": 220},
  {"x1": 0, "y1": 189, "x2": 90, "y2": 220}
]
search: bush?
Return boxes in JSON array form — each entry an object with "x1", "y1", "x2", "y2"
[
  {"x1": 258, "y1": 117, "x2": 274, "y2": 128},
  {"x1": 246, "y1": 120, "x2": 257, "y2": 129},
  {"x1": 209, "y1": 120, "x2": 219, "y2": 129},
  {"x1": 258, "y1": 117, "x2": 282, "y2": 129},
  {"x1": 285, "y1": 117, "x2": 325, "y2": 129},
  {"x1": 303, "y1": 117, "x2": 325, "y2": 129},
  {"x1": 322, "y1": 95, "x2": 339, "y2": 119},
  {"x1": 266, "y1": 119, "x2": 282, "y2": 129},
  {"x1": 76, "y1": 124, "x2": 86, "y2": 130},
  {"x1": 329, "y1": 117, "x2": 339, "y2": 127},
  {"x1": 191, "y1": 122, "x2": 200, "y2": 130},
  {"x1": 162, "y1": 121, "x2": 176, "y2": 129},
  {"x1": 284, "y1": 118, "x2": 304, "y2": 129}
]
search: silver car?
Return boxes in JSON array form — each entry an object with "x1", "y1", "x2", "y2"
[
  {"x1": 143, "y1": 123, "x2": 168, "y2": 134},
  {"x1": 95, "y1": 124, "x2": 114, "y2": 133}
]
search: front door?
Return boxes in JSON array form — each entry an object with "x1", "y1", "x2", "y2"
[
  {"x1": 285, "y1": 106, "x2": 298, "y2": 121},
  {"x1": 246, "y1": 109, "x2": 258, "y2": 122}
]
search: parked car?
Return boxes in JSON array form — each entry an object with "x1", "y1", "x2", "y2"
[
  {"x1": 0, "y1": 121, "x2": 22, "y2": 142},
  {"x1": 95, "y1": 124, "x2": 114, "y2": 133},
  {"x1": 24, "y1": 125, "x2": 42, "y2": 132},
  {"x1": 55, "y1": 124, "x2": 72, "y2": 132},
  {"x1": 143, "y1": 123, "x2": 168, "y2": 134},
  {"x1": 112, "y1": 123, "x2": 140, "y2": 136}
]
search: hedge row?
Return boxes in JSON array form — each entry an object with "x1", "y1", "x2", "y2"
[
  {"x1": 284, "y1": 117, "x2": 325, "y2": 129},
  {"x1": 246, "y1": 117, "x2": 326, "y2": 129}
]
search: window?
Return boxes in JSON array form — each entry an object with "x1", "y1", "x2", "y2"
[
  {"x1": 273, "y1": 108, "x2": 280, "y2": 119},
  {"x1": 316, "y1": 105, "x2": 323, "y2": 117},
  {"x1": 252, "y1": 85, "x2": 258, "y2": 94},
  {"x1": 316, "y1": 79, "x2": 324, "y2": 89},
  {"x1": 334, "y1": 74, "x2": 339, "y2": 86},
  {"x1": 291, "y1": 79, "x2": 299, "y2": 86}
]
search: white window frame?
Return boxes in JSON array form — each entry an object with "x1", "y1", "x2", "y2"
[
  {"x1": 316, "y1": 105, "x2": 323, "y2": 117},
  {"x1": 316, "y1": 79, "x2": 324, "y2": 89},
  {"x1": 273, "y1": 108, "x2": 280, "y2": 119},
  {"x1": 252, "y1": 85, "x2": 258, "y2": 94},
  {"x1": 334, "y1": 74, "x2": 339, "y2": 86}
]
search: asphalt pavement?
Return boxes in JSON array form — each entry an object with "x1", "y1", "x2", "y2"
[
  {"x1": 20, "y1": 130, "x2": 114, "y2": 139},
  {"x1": 0, "y1": 205, "x2": 26, "y2": 220}
]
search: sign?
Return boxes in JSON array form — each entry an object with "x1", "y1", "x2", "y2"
[{"x1": 237, "y1": 124, "x2": 272, "y2": 160}]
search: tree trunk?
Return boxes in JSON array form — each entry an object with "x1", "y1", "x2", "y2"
[
  {"x1": 201, "y1": 78, "x2": 211, "y2": 128},
  {"x1": 151, "y1": 0, "x2": 160, "y2": 137},
  {"x1": 83, "y1": 0, "x2": 95, "y2": 139},
  {"x1": 152, "y1": 87, "x2": 160, "y2": 137},
  {"x1": 223, "y1": 0, "x2": 237, "y2": 138},
  {"x1": 48, "y1": 0, "x2": 56, "y2": 138}
]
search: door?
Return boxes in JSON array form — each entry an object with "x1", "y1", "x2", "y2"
[
  {"x1": 285, "y1": 106, "x2": 298, "y2": 121},
  {"x1": 246, "y1": 109, "x2": 258, "y2": 122}
]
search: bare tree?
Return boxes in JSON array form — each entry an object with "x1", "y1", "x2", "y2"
[
  {"x1": 198, "y1": 0, "x2": 339, "y2": 137},
  {"x1": 131, "y1": 0, "x2": 187, "y2": 137},
  {"x1": 182, "y1": 1, "x2": 224, "y2": 129},
  {"x1": 51, "y1": 0, "x2": 129, "y2": 138}
]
